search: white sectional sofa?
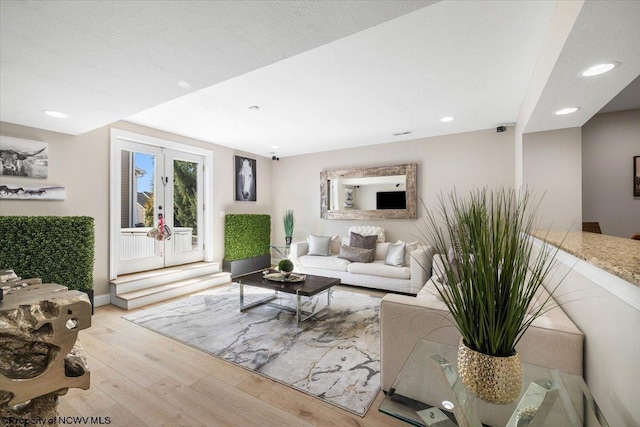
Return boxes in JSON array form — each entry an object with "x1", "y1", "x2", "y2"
[
  {"x1": 380, "y1": 253, "x2": 584, "y2": 395},
  {"x1": 289, "y1": 226, "x2": 434, "y2": 294}
]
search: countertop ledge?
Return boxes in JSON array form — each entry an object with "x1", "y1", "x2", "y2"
[{"x1": 531, "y1": 230, "x2": 640, "y2": 287}]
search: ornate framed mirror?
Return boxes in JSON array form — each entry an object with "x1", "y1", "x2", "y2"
[{"x1": 320, "y1": 163, "x2": 417, "y2": 220}]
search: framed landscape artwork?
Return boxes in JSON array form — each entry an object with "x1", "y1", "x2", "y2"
[
  {"x1": 634, "y1": 156, "x2": 640, "y2": 197},
  {"x1": 235, "y1": 155, "x2": 256, "y2": 202},
  {"x1": 0, "y1": 136, "x2": 49, "y2": 178}
]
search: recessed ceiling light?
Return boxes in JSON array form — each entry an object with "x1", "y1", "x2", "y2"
[
  {"x1": 270, "y1": 145, "x2": 279, "y2": 150},
  {"x1": 440, "y1": 116, "x2": 454, "y2": 122},
  {"x1": 43, "y1": 110, "x2": 67, "y2": 118},
  {"x1": 442, "y1": 400, "x2": 455, "y2": 410},
  {"x1": 177, "y1": 80, "x2": 192, "y2": 90},
  {"x1": 554, "y1": 107, "x2": 580, "y2": 115},
  {"x1": 248, "y1": 105, "x2": 260, "y2": 110},
  {"x1": 580, "y1": 62, "x2": 619, "y2": 77}
]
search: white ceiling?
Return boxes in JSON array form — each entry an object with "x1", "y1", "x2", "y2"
[
  {"x1": 0, "y1": 0, "x2": 433, "y2": 135},
  {"x1": 524, "y1": 0, "x2": 640, "y2": 133},
  {"x1": 1, "y1": 1, "x2": 639, "y2": 158}
]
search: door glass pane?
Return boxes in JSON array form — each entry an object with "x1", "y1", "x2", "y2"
[
  {"x1": 119, "y1": 150, "x2": 158, "y2": 260},
  {"x1": 172, "y1": 159, "x2": 199, "y2": 253}
]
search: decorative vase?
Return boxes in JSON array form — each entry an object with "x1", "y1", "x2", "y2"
[
  {"x1": 285, "y1": 236, "x2": 292, "y2": 246},
  {"x1": 282, "y1": 271, "x2": 292, "y2": 279},
  {"x1": 457, "y1": 339, "x2": 522, "y2": 404}
]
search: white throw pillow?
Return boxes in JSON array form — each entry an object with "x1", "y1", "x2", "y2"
[
  {"x1": 397, "y1": 240, "x2": 420, "y2": 266},
  {"x1": 307, "y1": 235, "x2": 332, "y2": 256},
  {"x1": 330, "y1": 235, "x2": 341, "y2": 255},
  {"x1": 374, "y1": 242, "x2": 391, "y2": 260},
  {"x1": 385, "y1": 242, "x2": 406, "y2": 267},
  {"x1": 431, "y1": 254, "x2": 448, "y2": 283}
]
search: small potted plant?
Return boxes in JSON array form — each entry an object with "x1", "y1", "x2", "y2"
[
  {"x1": 283, "y1": 210, "x2": 295, "y2": 247},
  {"x1": 277, "y1": 259, "x2": 294, "y2": 279}
]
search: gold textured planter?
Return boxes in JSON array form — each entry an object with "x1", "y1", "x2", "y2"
[{"x1": 457, "y1": 339, "x2": 523, "y2": 404}]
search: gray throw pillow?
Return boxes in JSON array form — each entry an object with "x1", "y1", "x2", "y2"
[
  {"x1": 338, "y1": 245, "x2": 374, "y2": 263},
  {"x1": 349, "y1": 232, "x2": 377, "y2": 262},
  {"x1": 385, "y1": 242, "x2": 406, "y2": 267},
  {"x1": 307, "y1": 235, "x2": 331, "y2": 256}
]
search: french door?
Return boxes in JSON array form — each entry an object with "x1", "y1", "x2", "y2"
[{"x1": 116, "y1": 140, "x2": 204, "y2": 275}]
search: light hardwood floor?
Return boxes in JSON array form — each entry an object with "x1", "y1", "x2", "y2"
[{"x1": 59, "y1": 284, "x2": 405, "y2": 426}]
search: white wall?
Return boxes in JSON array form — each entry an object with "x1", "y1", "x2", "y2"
[
  {"x1": 271, "y1": 128, "x2": 515, "y2": 245},
  {"x1": 523, "y1": 127, "x2": 582, "y2": 231},
  {"x1": 582, "y1": 109, "x2": 640, "y2": 238},
  {"x1": 532, "y1": 241, "x2": 640, "y2": 427},
  {"x1": 0, "y1": 120, "x2": 273, "y2": 301}
]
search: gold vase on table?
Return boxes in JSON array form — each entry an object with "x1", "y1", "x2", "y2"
[{"x1": 457, "y1": 339, "x2": 522, "y2": 404}]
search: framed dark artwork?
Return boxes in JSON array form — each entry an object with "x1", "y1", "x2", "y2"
[
  {"x1": 235, "y1": 155, "x2": 256, "y2": 202},
  {"x1": 0, "y1": 136, "x2": 48, "y2": 178},
  {"x1": 634, "y1": 156, "x2": 640, "y2": 197}
]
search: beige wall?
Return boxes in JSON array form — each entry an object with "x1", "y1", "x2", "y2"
[
  {"x1": 271, "y1": 128, "x2": 515, "y2": 245},
  {"x1": 523, "y1": 127, "x2": 582, "y2": 231},
  {"x1": 0, "y1": 120, "x2": 273, "y2": 300},
  {"x1": 582, "y1": 109, "x2": 640, "y2": 238}
]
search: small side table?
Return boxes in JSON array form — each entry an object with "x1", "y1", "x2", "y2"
[
  {"x1": 379, "y1": 339, "x2": 608, "y2": 427},
  {"x1": 0, "y1": 281, "x2": 91, "y2": 423},
  {"x1": 271, "y1": 244, "x2": 290, "y2": 262}
]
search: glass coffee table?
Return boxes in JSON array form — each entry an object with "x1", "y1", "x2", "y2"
[
  {"x1": 237, "y1": 270, "x2": 339, "y2": 324},
  {"x1": 379, "y1": 339, "x2": 608, "y2": 427}
]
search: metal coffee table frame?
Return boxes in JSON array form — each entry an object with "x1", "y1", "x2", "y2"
[{"x1": 237, "y1": 271, "x2": 338, "y2": 324}]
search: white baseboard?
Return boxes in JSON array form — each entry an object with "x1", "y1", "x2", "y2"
[{"x1": 94, "y1": 293, "x2": 111, "y2": 307}]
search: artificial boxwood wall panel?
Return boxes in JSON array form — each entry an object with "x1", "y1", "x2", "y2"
[
  {"x1": 224, "y1": 214, "x2": 270, "y2": 261},
  {"x1": 0, "y1": 216, "x2": 95, "y2": 291}
]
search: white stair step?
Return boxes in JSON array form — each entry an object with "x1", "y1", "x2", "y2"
[
  {"x1": 111, "y1": 262, "x2": 220, "y2": 294},
  {"x1": 110, "y1": 271, "x2": 231, "y2": 310}
]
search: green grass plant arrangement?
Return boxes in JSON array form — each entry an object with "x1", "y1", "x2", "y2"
[
  {"x1": 418, "y1": 188, "x2": 560, "y2": 358},
  {"x1": 283, "y1": 210, "x2": 295, "y2": 237},
  {"x1": 0, "y1": 216, "x2": 95, "y2": 291},
  {"x1": 223, "y1": 214, "x2": 270, "y2": 262}
]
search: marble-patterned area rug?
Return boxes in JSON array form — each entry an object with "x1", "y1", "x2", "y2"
[{"x1": 123, "y1": 284, "x2": 381, "y2": 416}]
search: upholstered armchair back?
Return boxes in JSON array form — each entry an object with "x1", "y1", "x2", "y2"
[{"x1": 347, "y1": 226, "x2": 386, "y2": 242}]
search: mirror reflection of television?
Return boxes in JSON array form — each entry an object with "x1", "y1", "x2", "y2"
[{"x1": 376, "y1": 191, "x2": 406, "y2": 209}]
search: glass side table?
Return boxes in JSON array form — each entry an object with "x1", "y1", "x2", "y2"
[
  {"x1": 379, "y1": 339, "x2": 608, "y2": 427},
  {"x1": 270, "y1": 244, "x2": 290, "y2": 261}
]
